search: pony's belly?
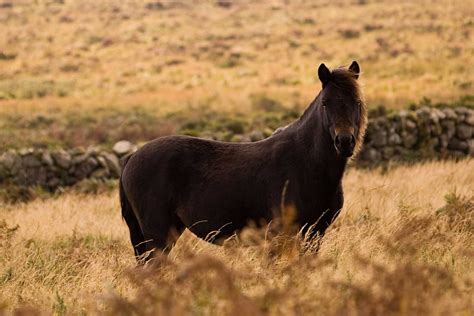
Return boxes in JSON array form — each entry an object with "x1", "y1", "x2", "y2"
[
  {"x1": 178, "y1": 205, "x2": 270, "y2": 242},
  {"x1": 183, "y1": 215, "x2": 244, "y2": 242}
]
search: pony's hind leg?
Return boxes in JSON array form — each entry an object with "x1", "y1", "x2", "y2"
[
  {"x1": 138, "y1": 205, "x2": 186, "y2": 263},
  {"x1": 140, "y1": 229, "x2": 184, "y2": 262}
]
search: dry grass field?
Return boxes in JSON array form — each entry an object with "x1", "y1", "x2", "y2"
[
  {"x1": 0, "y1": 0, "x2": 473, "y2": 148},
  {"x1": 1, "y1": 1, "x2": 473, "y2": 314},
  {"x1": 0, "y1": 159, "x2": 473, "y2": 314},
  {"x1": 1, "y1": 0, "x2": 473, "y2": 110}
]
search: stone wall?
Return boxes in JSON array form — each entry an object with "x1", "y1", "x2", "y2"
[
  {"x1": 0, "y1": 106, "x2": 472, "y2": 190},
  {"x1": 359, "y1": 106, "x2": 473, "y2": 163},
  {"x1": 0, "y1": 146, "x2": 127, "y2": 190}
]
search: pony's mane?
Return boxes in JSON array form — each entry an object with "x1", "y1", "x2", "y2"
[{"x1": 329, "y1": 67, "x2": 368, "y2": 158}]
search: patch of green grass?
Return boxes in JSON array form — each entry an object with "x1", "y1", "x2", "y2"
[
  {"x1": 0, "y1": 52, "x2": 16, "y2": 60},
  {"x1": 0, "y1": 79, "x2": 74, "y2": 100},
  {"x1": 0, "y1": 182, "x2": 40, "y2": 204},
  {"x1": 251, "y1": 94, "x2": 284, "y2": 112},
  {"x1": 52, "y1": 292, "x2": 67, "y2": 316},
  {"x1": 409, "y1": 95, "x2": 474, "y2": 110},
  {"x1": 0, "y1": 179, "x2": 117, "y2": 205}
]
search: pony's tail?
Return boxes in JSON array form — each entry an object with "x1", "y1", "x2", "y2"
[{"x1": 119, "y1": 155, "x2": 146, "y2": 262}]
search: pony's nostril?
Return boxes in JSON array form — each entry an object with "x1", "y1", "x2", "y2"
[{"x1": 335, "y1": 134, "x2": 355, "y2": 152}]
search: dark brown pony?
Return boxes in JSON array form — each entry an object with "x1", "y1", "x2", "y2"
[{"x1": 120, "y1": 61, "x2": 367, "y2": 261}]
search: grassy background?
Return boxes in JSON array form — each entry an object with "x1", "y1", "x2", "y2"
[
  {"x1": 1, "y1": 0, "x2": 473, "y2": 148},
  {"x1": 1, "y1": 1, "x2": 473, "y2": 314},
  {"x1": 2, "y1": 0, "x2": 473, "y2": 108},
  {"x1": 0, "y1": 159, "x2": 473, "y2": 314}
]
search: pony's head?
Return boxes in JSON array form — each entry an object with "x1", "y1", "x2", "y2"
[{"x1": 318, "y1": 61, "x2": 367, "y2": 158}]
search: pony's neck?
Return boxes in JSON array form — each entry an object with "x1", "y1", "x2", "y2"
[{"x1": 290, "y1": 93, "x2": 348, "y2": 179}]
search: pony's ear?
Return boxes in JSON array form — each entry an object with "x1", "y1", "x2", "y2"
[
  {"x1": 349, "y1": 61, "x2": 360, "y2": 79},
  {"x1": 318, "y1": 63, "x2": 331, "y2": 86}
]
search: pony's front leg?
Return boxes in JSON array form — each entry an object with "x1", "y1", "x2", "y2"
[{"x1": 303, "y1": 188, "x2": 344, "y2": 251}]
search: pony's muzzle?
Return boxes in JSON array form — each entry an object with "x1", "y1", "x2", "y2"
[{"x1": 334, "y1": 134, "x2": 355, "y2": 157}]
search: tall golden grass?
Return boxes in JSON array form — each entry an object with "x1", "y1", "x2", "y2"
[
  {"x1": 0, "y1": 159, "x2": 472, "y2": 314},
  {"x1": 1, "y1": 0, "x2": 473, "y2": 119}
]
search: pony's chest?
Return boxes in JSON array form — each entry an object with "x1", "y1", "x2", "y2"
[{"x1": 288, "y1": 177, "x2": 341, "y2": 218}]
